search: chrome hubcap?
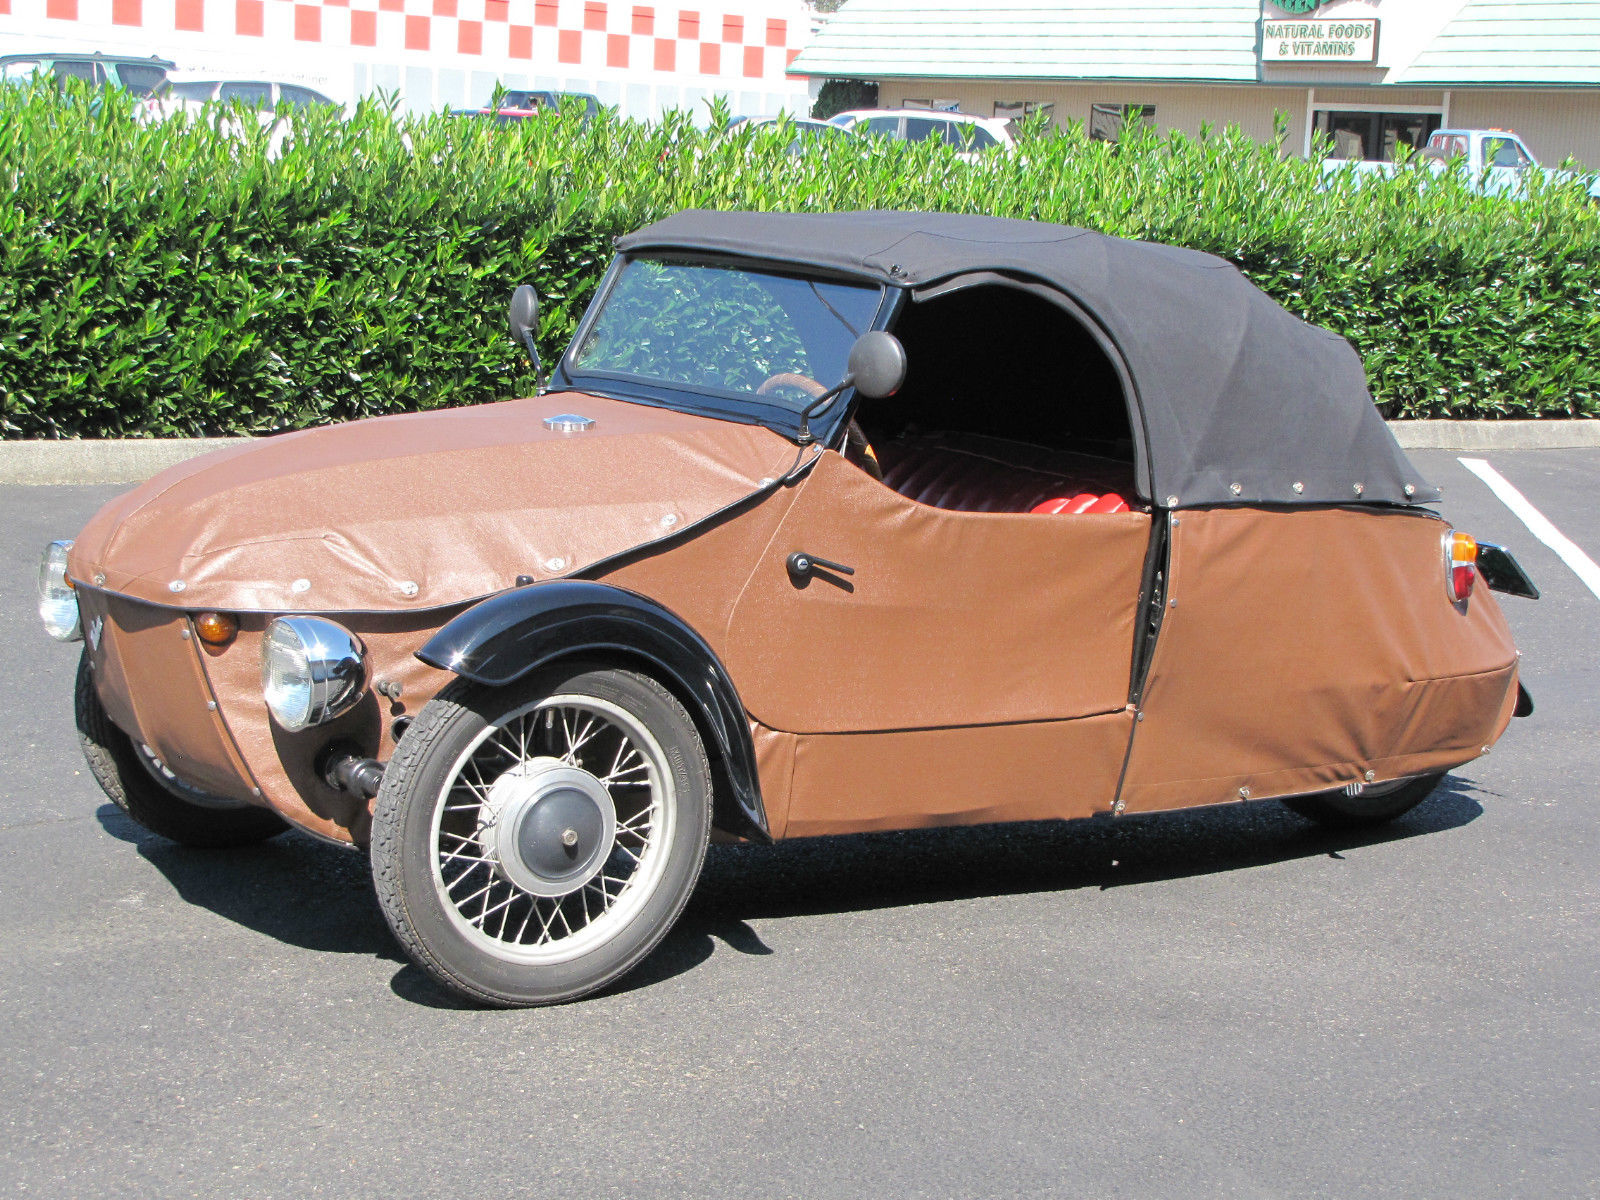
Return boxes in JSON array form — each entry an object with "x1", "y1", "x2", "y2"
[
  {"x1": 430, "y1": 695, "x2": 672, "y2": 965},
  {"x1": 478, "y1": 758, "x2": 617, "y2": 898}
]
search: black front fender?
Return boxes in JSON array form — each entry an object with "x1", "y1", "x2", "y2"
[{"x1": 417, "y1": 580, "x2": 770, "y2": 842}]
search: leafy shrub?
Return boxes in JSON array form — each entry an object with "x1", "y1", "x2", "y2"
[{"x1": 1, "y1": 85, "x2": 1596, "y2": 437}]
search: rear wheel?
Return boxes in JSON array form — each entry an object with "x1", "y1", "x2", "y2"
[
  {"x1": 370, "y1": 663, "x2": 712, "y2": 1007},
  {"x1": 1280, "y1": 772, "x2": 1445, "y2": 828},
  {"x1": 75, "y1": 651, "x2": 287, "y2": 847}
]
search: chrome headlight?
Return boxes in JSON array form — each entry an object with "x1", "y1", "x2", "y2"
[
  {"x1": 38, "y1": 540, "x2": 82, "y2": 642},
  {"x1": 261, "y1": 616, "x2": 367, "y2": 732}
]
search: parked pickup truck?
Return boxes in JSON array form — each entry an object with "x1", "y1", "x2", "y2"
[{"x1": 1321, "y1": 128, "x2": 1600, "y2": 201}]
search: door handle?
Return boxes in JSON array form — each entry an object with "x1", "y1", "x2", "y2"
[{"x1": 786, "y1": 551, "x2": 855, "y2": 584}]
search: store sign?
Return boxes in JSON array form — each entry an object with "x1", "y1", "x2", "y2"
[{"x1": 1262, "y1": 18, "x2": 1380, "y2": 63}]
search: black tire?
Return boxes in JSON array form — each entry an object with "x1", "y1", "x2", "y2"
[
  {"x1": 370, "y1": 663, "x2": 712, "y2": 1008},
  {"x1": 1280, "y1": 772, "x2": 1446, "y2": 828},
  {"x1": 75, "y1": 650, "x2": 288, "y2": 848}
]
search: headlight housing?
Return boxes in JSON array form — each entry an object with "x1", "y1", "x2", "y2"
[
  {"x1": 38, "y1": 540, "x2": 82, "y2": 642},
  {"x1": 261, "y1": 616, "x2": 367, "y2": 732}
]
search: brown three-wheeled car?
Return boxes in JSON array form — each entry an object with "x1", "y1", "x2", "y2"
[{"x1": 39, "y1": 211, "x2": 1537, "y2": 1006}]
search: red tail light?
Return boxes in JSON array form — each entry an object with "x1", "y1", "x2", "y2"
[{"x1": 1445, "y1": 530, "x2": 1477, "y2": 603}]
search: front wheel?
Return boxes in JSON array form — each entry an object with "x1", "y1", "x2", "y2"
[
  {"x1": 1280, "y1": 772, "x2": 1446, "y2": 828},
  {"x1": 75, "y1": 651, "x2": 287, "y2": 848},
  {"x1": 370, "y1": 663, "x2": 712, "y2": 1007}
]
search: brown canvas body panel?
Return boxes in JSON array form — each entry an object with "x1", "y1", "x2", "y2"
[
  {"x1": 750, "y1": 722, "x2": 799, "y2": 838},
  {"x1": 78, "y1": 591, "x2": 259, "y2": 805},
  {"x1": 596, "y1": 475, "x2": 803, "y2": 654},
  {"x1": 198, "y1": 614, "x2": 456, "y2": 844},
  {"x1": 1120, "y1": 506, "x2": 1519, "y2": 813},
  {"x1": 66, "y1": 392, "x2": 798, "y2": 614},
  {"x1": 776, "y1": 709, "x2": 1134, "y2": 838},
  {"x1": 721, "y1": 451, "x2": 1151, "y2": 734}
]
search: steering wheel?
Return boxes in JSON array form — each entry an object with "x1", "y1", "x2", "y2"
[
  {"x1": 756, "y1": 372, "x2": 828, "y2": 400},
  {"x1": 754, "y1": 372, "x2": 881, "y2": 480}
]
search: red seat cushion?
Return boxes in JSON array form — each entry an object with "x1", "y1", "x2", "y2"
[
  {"x1": 1086, "y1": 493, "x2": 1130, "y2": 514},
  {"x1": 876, "y1": 436, "x2": 1135, "y2": 515}
]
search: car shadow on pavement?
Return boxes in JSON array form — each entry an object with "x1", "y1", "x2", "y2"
[
  {"x1": 611, "y1": 776, "x2": 1488, "y2": 1001},
  {"x1": 95, "y1": 802, "x2": 403, "y2": 962},
  {"x1": 677, "y1": 775, "x2": 1488, "y2": 925},
  {"x1": 97, "y1": 776, "x2": 1486, "y2": 1007}
]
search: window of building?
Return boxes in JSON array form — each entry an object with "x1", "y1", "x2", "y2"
[
  {"x1": 994, "y1": 100, "x2": 1055, "y2": 123},
  {"x1": 1089, "y1": 103, "x2": 1155, "y2": 141},
  {"x1": 1314, "y1": 110, "x2": 1442, "y2": 161}
]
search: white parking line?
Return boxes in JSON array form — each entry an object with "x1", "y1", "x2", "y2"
[{"x1": 1459, "y1": 456, "x2": 1600, "y2": 601}]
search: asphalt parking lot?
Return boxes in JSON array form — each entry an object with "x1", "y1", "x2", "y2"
[{"x1": 2, "y1": 447, "x2": 1596, "y2": 1198}]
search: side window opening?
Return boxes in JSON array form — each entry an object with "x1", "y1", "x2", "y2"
[
  {"x1": 850, "y1": 283, "x2": 1140, "y2": 515},
  {"x1": 219, "y1": 81, "x2": 272, "y2": 106},
  {"x1": 114, "y1": 64, "x2": 168, "y2": 96}
]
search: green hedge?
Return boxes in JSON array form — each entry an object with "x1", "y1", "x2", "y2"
[{"x1": 2, "y1": 86, "x2": 1597, "y2": 437}]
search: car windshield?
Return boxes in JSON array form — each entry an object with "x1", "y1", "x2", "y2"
[{"x1": 569, "y1": 258, "x2": 883, "y2": 414}]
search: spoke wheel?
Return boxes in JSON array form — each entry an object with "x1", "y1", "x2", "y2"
[{"x1": 372, "y1": 664, "x2": 711, "y2": 1007}]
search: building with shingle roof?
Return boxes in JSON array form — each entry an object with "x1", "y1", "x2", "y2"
[{"x1": 790, "y1": 0, "x2": 1600, "y2": 166}]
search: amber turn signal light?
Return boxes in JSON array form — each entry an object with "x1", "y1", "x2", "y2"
[
  {"x1": 195, "y1": 612, "x2": 239, "y2": 646},
  {"x1": 1447, "y1": 531, "x2": 1478, "y2": 603}
]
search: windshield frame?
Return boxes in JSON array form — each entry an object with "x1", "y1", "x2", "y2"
[{"x1": 553, "y1": 252, "x2": 899, "y2": 443}]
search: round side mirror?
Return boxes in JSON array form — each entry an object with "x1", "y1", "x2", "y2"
[
  {"x1": 509, "y1": 283, "x2": 539, "y2": 345},
  {"x1": 847, "y1": 331, "x2": 907, "y2": 399}
]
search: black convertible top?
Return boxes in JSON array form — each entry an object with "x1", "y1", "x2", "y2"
[{"x1": 618, "y1": 210, "x2": 1436, "y2": 509}]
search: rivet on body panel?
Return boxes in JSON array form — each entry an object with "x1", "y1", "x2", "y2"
[
  {"x1": 1292, "y1": 481, "x2": 1304, "y2": 494},
  {"x1": 1165, "y1": 496, "x2": 1178, "y2": 507},
  {"x1": 543, "y1": 558, "x2": 566, "y2": 573},
  {"x1": 252, "y1": 788, "x2": 262, "y2": 797},
  {"x1": 179, "y1": 627, "x2": 192, "y2": 640},
  {"x1": 1229, "y1": 482, "x2": 1242, "y2": 496},
  {"x1": 168, "y1": 580, "x2": 186, "y2": 593},
  {"x1": 1364, "y1": 769, "x2": 1376, "y2": 782},
  {"x1": 207, "y1": 701, "x2": 218, "y2": 711},
  {"x1": 660, "y1": 514, "x2": 678, "y2": 529},
  {"x1": 1136, "y1": 711, "x2": 1145, "y2": 722},
  {"x1": 1353, "y1": 483, "x2": 1364, "y2": 496},
  {"x1": 399, "y1": 581, "x2": 420, "y2": 597},
  {"x1": 759, "y1": 478, "x2": 775, "y2": 487},
  {"x1": 1238, "y1": 786, "x2": 1251, "y2": 799},
  {"x1": 94, "y1": 573, "x2": 105, "y2": 586},
  {"x1": 1404, "y1": 484, "x2": 1416, "y2": 497},
  {"x1": 1112, "y1": 798, "x2": 1125, "y2": 815},
  {"x1": 1168, "y1": 598, "x2": 1177, "y2": 608},
  {"x1": 290, "y1": 578, "x2": 311, "y2": 594}
]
